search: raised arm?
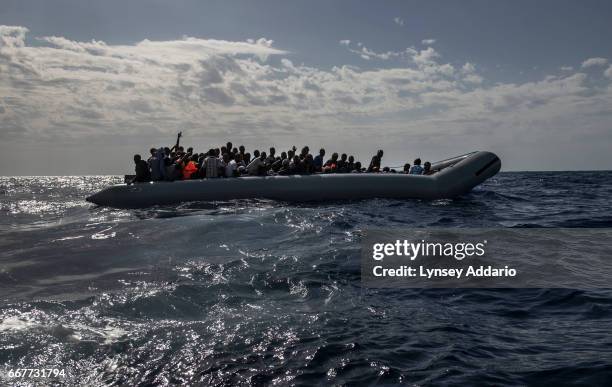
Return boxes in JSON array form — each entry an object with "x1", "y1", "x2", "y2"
[{"x1": 170, "y1": 131, "x2": 182, "y2": 152}]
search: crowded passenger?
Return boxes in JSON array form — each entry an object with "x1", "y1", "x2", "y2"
[
  {"x1": 203, "y1": 149, "x2": 222, "y2": 178},
  {"x1": 130, "y1": 133, "x2": 440, "y2": 184},
  {"x1": 323, "y1": 153, "x2": 339, "y2": 173},
  {"x1": 423, "y1": 161, "x2": 434, "y2": 175},
  {"x1": 367, "y1": 150, "x2": 384, "y2": 172},
  {"x1": 223, "y1": 153, "x2": 237, "y2": 177},
  {"x1": 182, "y1": 155, "x2": 199, "y2": 180},
  {"x1": 132, "y1": 154, "x2": 151, "y2": 183},
  {"x1": 313, "y1": 148, "x2": 325, "y2": 172},
  {"x1": 347, "y1": 155, "x2": 355, "y2": 172},
  {"x1": 148, "y1": 148, "x2": 163, "y2": 181},
  {"x1": 246, "y1": 151, "x2": 266, "y2": 176},
  {"x1": 409, "y1": 158, "x2": 424, "y2": 175}
]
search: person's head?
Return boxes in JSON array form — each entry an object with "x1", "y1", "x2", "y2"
[
  {"x1": 187, "y1": 147, "x2": 193, "y2": 154},
  {"x1": 301, "y1": 146, "x2": 309, "y2": 156},
  {"x1": 279, "y1": 151, "x2": 286, "y2": 160},
  {"x1": 414, "y1": 158, "x2": 421, "y2": 165},
  {"x1": 221, "y1": 146, "x2": 227, "y2": 154},
  {"x1": 260, "y1": 152, "x2": 267, "y2": 160},
  {"x1": 164, "y1": 147, "x2": 171, "y2": 155},
  {"x1": 377, "y1": 149, "x2": 384, "y2": 158},
  {"x1": 239, "y1": 145, "x2": 245, "y2": 153},
  {"x1": 269, "y1": 147, "x2": 276, "y2": 156},
  {"x1": 348, "y1": 155, "x2": 354, "y2": 163},
  {"x1": 178, "y1": 146, "x2": 184, "y2": 153},
  {"x1": 403, "y1": 163, "x2": 411, "y2": 172},
  {"x1": 355, "y1": 162, "x2": 362, "y2": 170},
  {"x1": 245, "y1": 152, "x2": 251, "y2": 161},
  {"x1": 254, "y1": 149, "x2": 260, "y2": 158},
  {"x1": 223, "y1": 153, "x2": 230, "y2": 162},
  {"x1": 383, "y1": 166, "x2": 390, "y2": 172},
  {"x1": 306, "y1": 154, "x2": 313, "y2": 161},
  {"x1": 215, "y1": 148, "x2": 220, "y2": 157},
  {"x1": 319, "y1": 148, "x2": 325, "y2": 157},
  {"x1": 226, "y1": 142, "x2": 232, "y2": 150},
  {"x1": 424, "y1": 161, "x2": 431, "y2": 171},
  {"x1": 150, "y1": 148, "x2": 156, "y2": 156},
  {"x1": 293, "y1": 155, "x2": 300, "y2": 164},
  {"x1": 208, "y1": 148, "x2": 216, "y2": 157},
  {"x1": 170, "y1": 152, "x2": 176, "y2": 159},
  {"x1": 341, "y1": 153, "x2": 347, "y2": 161},
  {"x1": 232, "y1": 147, "x2": 238, "y2": 154},
  {"x1": 331, "y1": 152, "x2": 338, "y2": 161},
  {"x1": 191, "y1": 154, "x2": 198, "y2": 161},
  {"x1": 288, "y1": 150, "x2": 295, "y2": 159},
  {"x1": 133, "y1": 154, "x2": 142, "y2": 163}
]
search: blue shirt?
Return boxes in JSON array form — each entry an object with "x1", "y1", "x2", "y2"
[
  {"x1": 313, "y1": 155, "x2": 324, "y2": 169},
  {"x1": 409, "y1": 165, "x2": 424, "y2": 175}
]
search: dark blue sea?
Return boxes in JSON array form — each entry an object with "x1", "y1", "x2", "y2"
[{"x1": 1, "y1": 172, "x2": 612, "y2": 386}]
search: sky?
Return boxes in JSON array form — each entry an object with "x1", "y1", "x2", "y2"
[{"x1": 1, "y1": 0, "x2": 612, "y2": 174}]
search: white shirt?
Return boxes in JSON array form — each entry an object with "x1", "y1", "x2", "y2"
[{"x1": 225, "y1": 159, "x2": 237, "y2": 177}]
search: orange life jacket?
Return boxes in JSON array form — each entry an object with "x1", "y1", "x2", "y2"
[{"x1": 182, "y1": 161, "x2": 198, "y2": 179}]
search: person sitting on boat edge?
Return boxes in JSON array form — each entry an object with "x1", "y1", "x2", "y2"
[
  {"x1": 223, "y1": 153, "x2": 238, "y2": 177},
  {"x1": 347, "y1": 155, "x2": 355, "y2": 172},
  {"x1": 423, "y1": 161, "x2": 434, "y2": 175},
  {"x1": 246, "y1": 151, "x2": 266, "y2": 176},
  {"x1": 238, "y1": 145, "x2": 248, "y2": 163},
  {"x1": 403, "y1": 163, "x2": 411, "y2": 174},
  {"x1": 131, "y1": 154, "x2": 151, "y2": 183},
  {"x1": 147, "y1": 148, "x2": 164, "y2": 181},
  {"x1": 303, "y1": 153, "x2": 315, "y2": 174},
  {"x1": 337, "y1": 153, "x2": 349, "y2": 173},
  {"x1": 409, "y1": 158, "x2": 424, "y2": 175},
  {"x1": 323, "y1": 152, "x2": 339, "y2": 173},
  {"x1": 313, "y1": 148, "x2": 325, "y2": 172},
  {"x1": 266, "y1": 147, "x2": 277, "y2": 165},
  {"x1": 289, "y1": 155, "x2": 303, "y2": 174},
  {"x1": 367, "y1": 150, "x2": 384, "y2": 172},
  {"x1": 182, "y1": 154, "x2": 199, "y2": 180},
  {"x1": 202, "y1": 149, "x2": 222, "y2": 178}
]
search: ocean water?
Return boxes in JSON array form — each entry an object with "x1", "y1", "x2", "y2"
[{"x1": 1, "y1": 172, "x2": 612, "y2": 385}]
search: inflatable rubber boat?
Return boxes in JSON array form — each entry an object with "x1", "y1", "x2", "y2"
[{"x1": 86, "y1": 151, "x2": 500, "y2": 208}]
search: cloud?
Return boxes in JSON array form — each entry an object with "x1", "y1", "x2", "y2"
[
  {"x1": 560, "y1": 66, "x2": 573, "y2": 71},
  {"x1": 462, "y1": 62, "x2": 476, "y2": 73},
  {"x1": 421, "y1": 39, "x2": 436, "y2": 45},
  {"x1": 581, "y1": 57, "x2": 608, "y2": 68},
  {"x1": 393, "y1": 17, "x2": 405, "y2": 26},
  {"x1": 340, "y1": 40, "x2": 417, "y2": 61},
  {"x1": 413, "y1": 47, "x2": 440, "y2": 66},
  {"x1": 605, "y1": 65, "x2": 612, "y2": 79},
  {"x1": 1, "y1": 25, "x2": 612, "y2": 172},
  {"x1": 0, "y1": 25, "x2": 28, "y2": 48}
]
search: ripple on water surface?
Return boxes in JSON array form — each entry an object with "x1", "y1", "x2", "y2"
[{"x1": 1, "y1": 172, "x2": 612, "y2": 385}]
